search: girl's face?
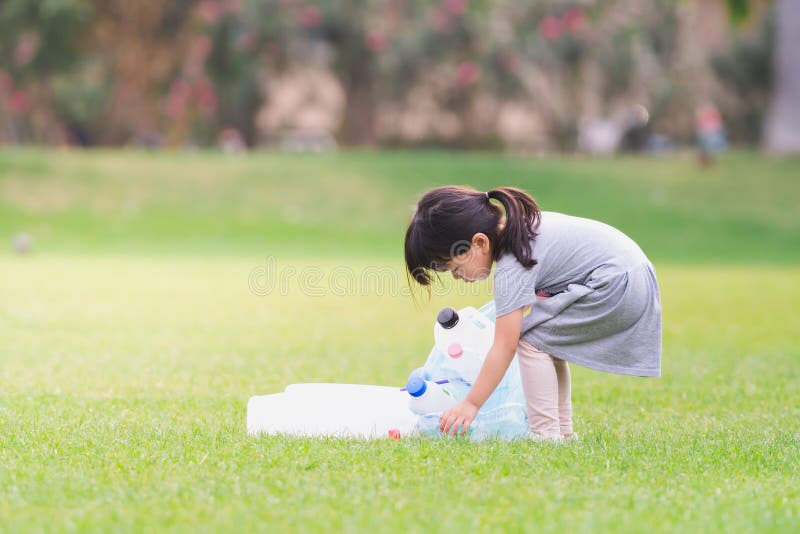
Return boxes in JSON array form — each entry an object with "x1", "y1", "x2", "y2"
[{"x1": 440, "y1": 233, "x2": 494, "y2": 283}]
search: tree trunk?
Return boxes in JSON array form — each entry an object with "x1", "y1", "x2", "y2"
[
  {"x1": 339, "y1": 71, "x2": 377, "y2": 146},
  {"x1": 763, "y1": 0, "x2": 800, "y2": 154}
]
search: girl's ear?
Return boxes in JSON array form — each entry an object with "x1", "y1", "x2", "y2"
[{"x1": 472, "y1": 232, "x2": 490, "y2": 253}]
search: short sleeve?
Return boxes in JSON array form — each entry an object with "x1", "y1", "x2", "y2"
[{"x1": 493, "y1": 254, "x2": 539, "y2": 317}]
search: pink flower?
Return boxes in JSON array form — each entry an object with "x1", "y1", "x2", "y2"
[
  {"x1": 7, "y1": 90, "x2": 30, "y2": 115},
  {"x1": 431, "y1": 8, "x2": 451, "y2": 32},
  {"x1": 14, "y1": 32, "x2": 40, "y2": 66},
  {"x1": 538, "y1": 16, "x2": 562, "y2": 41},
  {"x1": 191, "y1": 35, "x2": 213, "y2": 60},
  {"x1": 197, "y1": 1, "x2": 224, "y2": 24},
  {"x1": 562, "y1": 7, "x2": 585, "y2": 33},
  {"x1": 456, "y1": 61, "x2": 481, "y2": 86},
  {"x1": 443, "y1": 0, "x2": 467, "y2": 16},
  {"x1": 298, "y1": 5, "x2": 322, "y2": 28},
  {"x1": 166, "y1": 80, "x2": 191, "y2": 120},
  {"x1": 365, "y1": 32, "x2": 388, "y2": 52},
  {"x1": 166, "y1": 97, "x2": 186, "y2": 120},
  {"x1": 194, "y1": 80, "x2": 218, "y2": 116},
  {"x1": 171, "y1": 79, "x2": 192, "y2": 98}
]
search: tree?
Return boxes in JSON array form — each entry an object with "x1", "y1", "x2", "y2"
[
  {"x1": 85, "y1": 0, "x2": 197, "y2": 145},
  {"x1": 0, "y1": 0, "x2": 90, "y2": 143}
]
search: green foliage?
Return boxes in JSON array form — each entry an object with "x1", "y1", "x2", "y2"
[
  {"x1": 205, "y1": 11, "x2": 263, "y2": 145},
  {"x1": 0, "y1": 0, "x2": 90, "y2": 78},
  {"x1": 0, "y1": 1, "x2": 784, "y2": 148},
  {"x1": 51, "y1": 56, "x2": 110, "y2": 125},
  {"x1": 725, "y1": 0, "x2": 751, "y2": 24}
]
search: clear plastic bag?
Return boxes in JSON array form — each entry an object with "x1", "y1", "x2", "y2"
[{"x1": 412, "y1": 301, "x2": 529, "y2": 441}]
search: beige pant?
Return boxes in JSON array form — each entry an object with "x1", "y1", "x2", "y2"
[{"x1": 517, "y1": 338, "x2": 573, "y2": 439}]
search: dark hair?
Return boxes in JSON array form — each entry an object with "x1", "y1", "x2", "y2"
[{"x1": 404, "y1": 185, "x2": 541, "y2": 288}]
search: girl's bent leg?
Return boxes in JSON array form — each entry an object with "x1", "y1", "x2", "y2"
[
  {"x1": 552, "y1": 357, "x2": 573, "y2": 437},
  {"x1": 517, "y1": 339, "x2": 561, "y2": 439}
]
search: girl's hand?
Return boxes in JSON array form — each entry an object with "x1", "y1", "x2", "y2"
[{"x1": 439, "y1": 400, "x2": 479, "y2": 437}]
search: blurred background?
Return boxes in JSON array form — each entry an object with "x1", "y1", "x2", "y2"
[{"x1": 0, "y1": 0, "x2": 797, "y2": 155}]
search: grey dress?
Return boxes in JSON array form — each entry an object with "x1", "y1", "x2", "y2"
[{"x1": 493, "y1": 211, "x2": 662, "y2": 377}]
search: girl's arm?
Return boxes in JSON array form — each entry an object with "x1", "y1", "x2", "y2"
[
  {"x1": 465, "y1": 308, "x2": 523, "y2": 407},
  {"x1": 439, "y1": 307, "x2": 523, "y2": 435}
]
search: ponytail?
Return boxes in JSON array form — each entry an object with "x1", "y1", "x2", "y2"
[{"x1": 487, "y1": 186, "x2": 541, "y2": 268}]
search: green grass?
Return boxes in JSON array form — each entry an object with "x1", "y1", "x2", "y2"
[{"x1": 1, "y1": 149, "x2": 799, "y2": 532}]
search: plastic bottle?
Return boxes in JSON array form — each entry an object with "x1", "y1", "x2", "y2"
[
  {"x1": 405, "y1": 370, "x2": 459, "y2": 414},
  {"x1": 433, "y1": 306, "x2": 494, "y2": 381},
  {"x1": 443, "y1": 342, "x2": 483, "y2": 382}
]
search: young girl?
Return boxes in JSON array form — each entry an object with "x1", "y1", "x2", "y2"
[{"x1": 404, "y1": 186, "x2": 662, "y2": 440}]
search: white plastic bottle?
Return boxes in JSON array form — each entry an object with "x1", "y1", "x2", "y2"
[
  {"x1": 433, "y1": 306, "x2": 494, "y2": 382},
  {"x1": 405, "y1": 371, "x2": 458, "y2": 414}
]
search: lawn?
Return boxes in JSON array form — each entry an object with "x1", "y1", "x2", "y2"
[{"x1": 0, "y1": 149, "x2": 798, "y2": 532}]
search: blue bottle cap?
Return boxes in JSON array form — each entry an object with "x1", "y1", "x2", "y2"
[{"x1": 406, "y1": 373, "x2": 428, "y2": 398}]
